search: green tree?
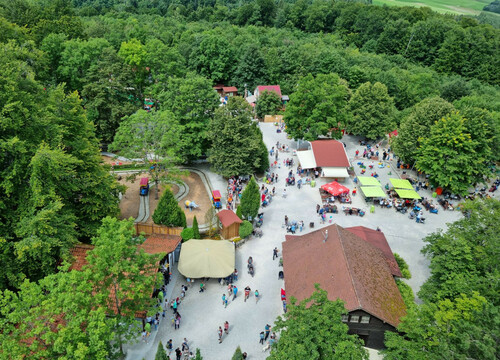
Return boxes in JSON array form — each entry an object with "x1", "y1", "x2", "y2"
[
  {"x1": 232, "y1": 45, "x2": 267, "y2": 92},
  {"x1": 189, "y1": 33, "x2": 234, "y2": 83},
  {"x1": 284, "y1": 73, "x2": 350, "y2": 141},
  {"x1": 110, "y1": 110, "x2": 184, "y2": 200},
  {"x1": 82, "y1": 47, "x2": 140, "y2": 143},
  {"x1": 155, "y1": 341, "x2": 168, "y2": 360},
  {"x1": 192, "y1": 216, "x2": 201, "y2": 239},
  {"x1": 415, "y1": 112, "x2": 491, "y2": 195},
  {"x1": 239, "y1": 220, "x2": 253, "y2": 238},
  {"x1": 181, "y1": 227, "x2": 194, "y2": 242},
  {"x1": 87, "y1": 217, "x2": 160, "y2": 356},
  {"x1": 393, "y1": 253, "x2": 411, "y2": 280},
  {"x1": 153, "y1": 189, "x2": 187, "y2": 228},
  {"x1": 269, "y1": 284, "x2": 368, "y2": 360},
  {"x1": 236, "y1": 206, "x2": 243, "y2": 220},
  {"x1": 208, "y1": 97, "x2": 267, "y2": 177},
  {"x1": 157, "y1": 73, "x2": 220, "y2": 161},
  {"x1": 392, "y1": 96, "x2": 455, "y2": 163},
  {"x1": 232, "y1": 346, "x2": 244, "y2": 360},
  {"x1": 195, "y1": 348, "x2": 203, "y2": 360},
  {"x1": 418, "y1": 198, "x2": 500, "y2": 304},
  {"x1": 118, "y1": 38, "x2": 148, "y2": 100},
  {"x1": 255, "y1": 90, "x2": 282, "y2": 119},
  {"x1": 346, "y1": 81, "x2": 396, "y2": 140},
  {"x1": 240, "y1": 177, "x2": 260, "y2": 220}
]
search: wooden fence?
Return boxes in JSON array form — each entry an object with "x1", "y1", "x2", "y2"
[{"x1": 134, "y1": 223, "x2": 183, "y2": 236}]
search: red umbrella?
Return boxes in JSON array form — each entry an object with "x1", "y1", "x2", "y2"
[{"x1": 321, "y1": 181, "x2": 350, "y2": 196}]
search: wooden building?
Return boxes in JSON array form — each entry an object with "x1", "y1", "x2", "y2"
[
  {"x1": 282, "y1": 224, "x2": 406, "y2": 349},
  {"x1": 216, "y1": 209, "x2": 242, "y2": 239}
]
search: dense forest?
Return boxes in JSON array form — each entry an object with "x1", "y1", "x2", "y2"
[{"x1": 0, "y1": 0, "x2": 499, "y2": 357}]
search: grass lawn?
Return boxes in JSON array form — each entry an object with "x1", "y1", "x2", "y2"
[{"x1": 372, "y1": 0, "x2": 492, "y2": 15}]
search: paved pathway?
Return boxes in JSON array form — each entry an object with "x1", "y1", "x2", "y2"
[{"x1": 124, "y1": 123, "x2": 461, "y2": 360}]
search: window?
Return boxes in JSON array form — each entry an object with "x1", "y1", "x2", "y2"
[
  {"x1": 341, "y1": 315, "x2": 348, "y2": 322},
  {"x1": 349, "y1": 315, "x2": 360, "y2": 323},
  {"x1": 360, "y1": 316, "x2": 370, "y2": 324}
]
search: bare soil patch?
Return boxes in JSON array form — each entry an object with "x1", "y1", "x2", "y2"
[
  {"x1": 101, "y1": 155, "x2": 135, "y2": 166},
  {"x1": 178, "y1": 172, "x2": 212, "y2": 227},
  {"x1": 117, "y1": 176, "x2": 141, "y2": 220}
]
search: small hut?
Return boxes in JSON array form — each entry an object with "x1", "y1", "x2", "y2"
[{"x1": 216, "y1": 209, "x2": 242, "y2": 239}]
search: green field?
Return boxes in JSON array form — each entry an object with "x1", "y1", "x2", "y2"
[{"x1": 372, "y1": 0, "x2": 492, "y2": 15}]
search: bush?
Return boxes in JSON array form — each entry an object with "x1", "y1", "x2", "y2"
[
  {"x1": 236, "y1": 206, "x2": 243, "y2": 220},
  {"x1": 192, "y1": 216, "x2": 201, "y2": 239},
  {"x1": 232, "y1": 346, "x2": 244, "y2": 360},
  {"x1": 394, "y1": 253, "x2": 411, "y2": 279},
  {"x1": 152, "y1": 189, "x2": 187, "y2": 227},
  {"x1": 181, "y1": 227, "x2": 194, "y2": 242},
  {"x1": 240, "y1": 176, "x2": 260, "y2": 220},
  {"x1": 239, "y1": 220, "x2": 253, "y2": 238}
]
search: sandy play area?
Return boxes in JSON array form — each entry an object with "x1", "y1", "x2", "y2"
[{"x1": 116, "y1": 171, "x2": 211, "y2": 226}]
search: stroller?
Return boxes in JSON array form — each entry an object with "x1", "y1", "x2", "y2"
[{"x1": 252, "y1": 228, "x2": 263, "y2": 237}]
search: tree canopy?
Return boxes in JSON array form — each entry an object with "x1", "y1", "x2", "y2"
[
  {"x1": 284, "y1": 73, "x2": 350, "y2": 141},
  {"x1": 255, "y1": 89, "x2": 282, "y2": 119},
  {"x1": 208, "y1": 97, "x2": 268, "y2": 177},
  {"x1": 269, "y1": 284, "x2": 368, "y2": 360}
]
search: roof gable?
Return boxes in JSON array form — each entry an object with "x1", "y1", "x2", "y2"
[
  {"x1": 217, "y1": 209, "x2": 242, "y2": 228},
  {"x1": 139, "y1": 235, "x2": 181, "y2": 255},
  {"x1": 257, "y1": 85, "x2": 282, "y2": 97},
  {"x1": 311, "y1": 140, "x2": 350, "y2": 168},
  {"x1": 282, "y1": 224, "x2": 406, "y2": 327}
]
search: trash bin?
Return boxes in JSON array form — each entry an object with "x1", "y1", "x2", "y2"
[
  {"x1": 370, "y1": 205, "x2": 375, "y2": 213},
  {"x1": 432, "y1": 192, "x2": 437, "y2": 198},
  {"x1": 311, "y1": 180, "x2": 316, "y2": 188},
  {"x1": 309, "y1": 222, "x2": 314, "y2": 228}
]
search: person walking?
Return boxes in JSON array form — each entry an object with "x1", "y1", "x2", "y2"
[
  {"x1": 182, "y1": 338, "x2": 189, "y2": 352},
  {"x1": 273, "y1": 247, "x2": 279, "y2": 260},
  {"x1": 218, "y1": 326, "x2": 223, "y2": 344},
  {"x1": 233, "y1": 285, "x2": 238, "y2": 300},
  {"x1": 259, "y1": 331, "x2": 265, "y2": 344},
  {"x1": 227, "y1": 284, "x2": 233, "y2": 298},
  {"x1": 174, "y1": 314, "x2": 180, "y2": 330},
  {"x1": 233, "y1": 269, "x2": 238, "y2": 281},
  {"x1": 166, "y1": 339, "x2": 173, "y2": 355},
  {"x1": 175, "y1": 348, "x2": 182, "y2": 360},
  {"x1": 222, "y1": 294, "x2": 228, "y2": 308},
  {"x1": 255, "y1": 289, "x2": 260, "y2": 303},
  {"x1": 264, "y1": 324, "x2": 271, "y2": 341},
  {"x1": 224, "y1": 321, "x2": 229, "y2": 335},
  {"x1": 244, "y1": 286, "x2": 251, "y2": 302}
]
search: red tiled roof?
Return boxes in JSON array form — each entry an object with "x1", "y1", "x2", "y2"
[
  {"x1": 68, "y1": 243, "x2": 94, "y2": 271},
  {"x1": 311, "y1": 140, "x2": 350, "y2": 168},
  {"x1": 257, "y1": 85, "x2": 282, "y2": 97},
  {"x1": 345, "y1": 226, "x2": 402, "y2": 277},
  {"x1": 282, "y1": 224, "x2": 406, "y2": 327},
  {"x1": 139, "y1": 235, "x2": 181, "y2": 255},
  {"x1": 216, "y1": 209, "x2": 242, "y2": 228},
  {"x1": 223, "y1": 86, "x2": 238, "y2": 92}
]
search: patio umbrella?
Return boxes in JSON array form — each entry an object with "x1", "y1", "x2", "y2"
[{"x1": 320, "y1": 181, "x2": 350, "y2": 196}]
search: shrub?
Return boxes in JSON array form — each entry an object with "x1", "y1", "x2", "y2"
[
  {"x1": 232, "y1": 346, "x2": 244, "y2": 360},
  {"x1": 396, "y1": 279, "x2": 416, "y2": 312},
  {"x1": 155, "y1": 341, "x2": 168, "y2": 360},
  {"x1": 181, "y1": 227, "x2": 194, "y2": 242},
  {"x1": 236, "y1": 206, "x2": 243, "y2": 220},
  {"x1": 152, "y1": 189, "x2": 186, "y2": 227},
  {"x1": 240, "y1": 176, "x2": 260, "y2": 220},
  {"x1": 394, "y1": 253, "x2": 412, "y2": 279},
  {"x1": 192, "y1": 216, "x2": 201, "y2": 239},
  {"x1": 239, "y1": 220, "x2": 253, "y2": 238}
]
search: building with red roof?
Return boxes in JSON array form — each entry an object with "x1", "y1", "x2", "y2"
[
  {"x1": 282, "y1": 224, "x2": 406, "y2": 349},
  {"x1": 254, "y1": 85, "x2": 282, "y2": 99},
  {"x1": 296, "y1": 140, "x2": 350, "y2": 179},
  {"x1": 216, "y1": 209, "x2": 243, "y2": 239}
]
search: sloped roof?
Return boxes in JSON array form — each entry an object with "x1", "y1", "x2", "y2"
[
  {"x1": 223, "y1": 86, "x2": 238, "y2": 92},
  {"x1": 68, "y1": 243, "x2": 94, "y2": 271},
  {"x1": 138, "y1": 235, "x2": 181, "y2": 255},
  {"x1": 282, "y1": 224, "x2": 406, "y2": 327},
  {"x1": 217, "y1": 209, "x2": 242, "y2": 228},
  {"x1": 257, "y1": 85, "x2": 282, "y2": 97},
  {"x1": 311, "y1": 140, "x2": 350, "y2": 168},
  {"x1": 345, "y1": 226, "x2": 402, "y2": 277}
]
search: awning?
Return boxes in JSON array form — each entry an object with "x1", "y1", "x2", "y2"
[
  {"x1": 395, "y1": 189, "x2": 422, "y2": 199},
  {"x1": 357, "y1": 177, "x2": 381, "y2": 186},
  {"x1": 390, "y1": 178, "x2": 413, "y2": 189},
  {"x1": 361, "y1": 186, "x2": 387, "y2": 198},
  {"x1": 297, "y1": 150, "x2": 316, "y2": 169},
  {"x1": 178, "y1": 240, "x2": 235, "y2": 278},
  {"x1": 321, "y1": 181, "x2": 350, "y2": 196},
  {"x1": 322, "y1": 167, "x2": 349, "y2": 178}
]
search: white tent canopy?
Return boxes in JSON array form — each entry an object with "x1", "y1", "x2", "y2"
[
  {"x1": 178, "y1": 240, "x2": 235, "y2": 278},
  {"x1": 322, "y1": 167, "x2": 349, "y2": 178},
  {"x1": 296, "y1": 150, "x2": 316, "y2": 169}
]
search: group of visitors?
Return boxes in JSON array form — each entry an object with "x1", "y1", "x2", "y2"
[{"x1": 226, "y1": 176, "x2": 245, "y2": 210}]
